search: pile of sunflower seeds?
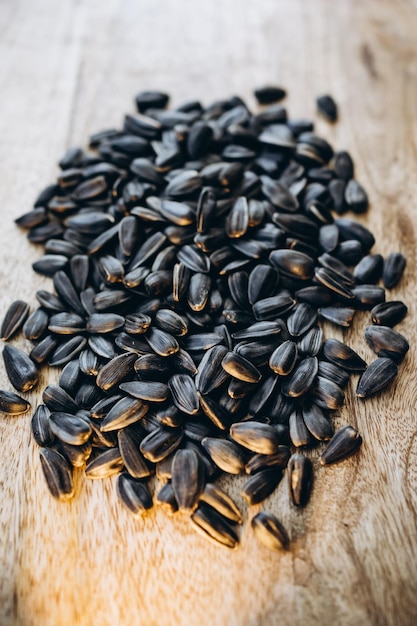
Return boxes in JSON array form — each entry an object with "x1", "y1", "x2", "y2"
[{"x1": 0, "y1": 86, "x2": 409, "y2": 551}]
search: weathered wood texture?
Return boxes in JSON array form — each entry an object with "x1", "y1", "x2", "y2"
[{"x1": 0, "y1": 0, "x2": 416, "y2": 624}]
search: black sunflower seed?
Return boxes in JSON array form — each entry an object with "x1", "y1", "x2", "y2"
[
  {"x1": 316, "y1": 94, "x2": 338, "y2": 122},
  {"x1": 1, "y1": 300, "x2": 30, "y2": 341},
  {"x1": 288, "y1": 453, "x2": 313, "y2": 506},
  {"x1": 383, "y1": 252, "x2": 406, "y2": 289},
  {"x1": 320, "y1": 424, "x2": 362, "y2": 465},
  {"x1": 322, "y1": 338, "x2": 367, "y2": 372},
  {"x1": 3, "y1": 344, "x2": 39, "y2": 392},
  {"x1": 364, "y1": 325, "x2": 409, "y2": 363},
  {"x1": 0, "y1": 389, "x2": 31, "y2": 415},
  {"x1": 251, "y1": 511, "x2": 289, "y2": 551},
  {"x1": 371, "y1": 301, "x2": 408, "y2": 327},
  {"x1": 39, "y1": 448, "x2": 74, "y2": 501},
  {"x1": 241, "y1": 467, "x2": 282, "y2": 505}
]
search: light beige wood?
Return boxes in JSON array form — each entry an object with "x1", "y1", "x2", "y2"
[{"x1": 0, "y1": 0, "x2": 416, "y2": 624}]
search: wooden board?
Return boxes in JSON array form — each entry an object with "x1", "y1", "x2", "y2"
[{"x1": 0, "y1": 0, "x2": 416, "y2": 624}]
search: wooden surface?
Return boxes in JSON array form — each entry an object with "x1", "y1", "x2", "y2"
[{"x1": 0, "y1": 0, "x2": 417, "y2": 624}]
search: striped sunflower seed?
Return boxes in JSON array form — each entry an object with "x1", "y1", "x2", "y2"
[
  {"x1": 0, "y1": 389, "x2": 30, "y2": 415},
  {"x1": 371, "y1": 301, "x2": 408, "y2": 327},
  {"x1": 199, "y1": 483, "x2": 242, "y2": 524},
  {"x1": 288, "y1": 454, "x2": 313, "y2": 506},
  {"x1": 39, "y1": 447, "x2": 74, "y2": 501},
  {"x1": 320, "y1": 425, "x2": 362, "y2": 465},
  {"x1": 241, "y1": 467, "x2": 282, "y2": 505},
  {"x1": 2, "y1": 344, "x2": 39, "y2": 392},
  {"x1": 116, "y1": 473, "x2": 153, "y2": 516},
  {"x1": 1, "y1": 300, "x2": 30, "y2": 341},
  {"x1": 49, "y1": 412, "x2": 92, "y2": 446},
  {"x1": 85, "y1": 448, "x2": 124, "y2": 479},
  {"x1": 191, "y1": 503, "x2": 239, "y2": 549},
  {"x1": 171, "y1": 448, "x2": 205, "y2": 512},
  {"x1": 364, "y1": 325, "x2": 409, "y2": 363},
  {"x1": 229, "y1": 422, "x2": 279, "y2": 455},
  {"x1": 356, "y1": 357, "x2": 398, "y2": 399},
  {"x1": 251, "y1": 511, "x2": 289, "y2": 551}
]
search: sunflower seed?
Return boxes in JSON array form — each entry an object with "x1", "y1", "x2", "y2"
[
  {"x1": 168, "y1": 374, "x2": 199, "y2": 414},
  {"x1": 254, "y1": 85, "x2": 286, "y2": 104},
  {"x1": 230, "y1": 422, "x2": 279, "y2": 455},
  {"x1": 191, "y1": 503, "x2": 239, "y2": 549},
  {"x1": 96, "y1": 353, "x2": 137, "y2": 390},
  {"x1": 322, "y1": 338, "x2": 367, "y2": 372},
  {"x1": 317, "y1": 361, "x2": 350, "y2": 388},
  {"x1": 281, "y1": 356, "x2": 318, "y2": 398},
  {"x1": 371, "y1": 301, "x2": 408, "y2": 327},
  {"x1": 288, "y1": 453, "x2": 313, "y2": 506},
  {"x1": 85, "y1": 448, "x2": 124, "y2": 479},
  {"x1": 318, "y1": 307, "x2": 355, "y2": 327},
  {"x1": 241, "y1": 467, "x2": 282, "y2": 505},
  {"x1": 0, "y1": 389, "x2": 30, "y2": 415},
  {"x1": 48, "y1": 312, "x2": 85, "y2": 335},
  {"x1": 139, "y1": 427, "x2": 183, "y2": 463},
  {"x1": 3, "y1": 344, "x2": 39, "y2": 392},
  {"x1": 313, "y1": 376, "x2": 345, "y2": 410},
  {"x1": 320, "y1": 425, "x2": 362, "y2": 465},
  {"x1": 116, "y1": 473, "x2": 153, "y2": 516},
  {"x1": 365, "y1": 325, "x2": 409, "y2": 363},
  {"x1": 199, "y1": 483, "x2": 242, "y2": 524},
  {"x1": 49, "y1": 412, "x2": 92, "y2": 445},
  {"x1": 39, "y1": 448, "x2": 74, "y2": 500},
  {"x1": 201, "y1": 437, "x2": 246, "y2": 474},
  {"x1": 316, "y1": 94, "x2": 338, "y2": 122},
  {"x1": 155, "y1": 482, "x2": 178, "y2": 514},
  {"x1": 289, "y1": 410, "x2": 310, "y2": 447},
  {"x1": 251, "y1": 511, "x2": 289, "y2": 551},
  {"x1": 356, "y1": 357, "x2": 398, "y2": 398},
  {"x1": 1, "y1": 300, "x2": 30, "y2": 341},
  {"x1": 120, "y1": 381, "x2": 169, "y2": 402},
  {"x1": 269, "y1": 249, "x2": 314, "y2": 280},
  {"x1": 31, "y1": 404, "x2": 54, "y2": 447},
  {"x1": 383, "y1": 252, "x2": 406, "y2": 289},
  {"x1": 100, "y1": 396, "x2": 148, "y2": 431},
  {"x1": 171, "y1": 448, "x2": 205, "y2": 512},
  {"x1": 302, "y1": 404, "x2": 334, "y2": 441}
]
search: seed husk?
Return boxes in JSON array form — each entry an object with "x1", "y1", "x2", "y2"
[
  {"x1": 268, "y1": 341, "x2": 298, "y2": 376},
  {"x1": 356, "y1": 357, "x2": 398, "y2": 399},
  {"x1": 288, "y1": 454, "x2": 313, "y2": 506},
  {"x1": 353, "y1": 254, "x2": 383, "y2": 285},
  {"x1": 320, "y1": 425, "x2": 362, "y2": 465},
  {"x1": 3, "y1": 344, "x2": 39, "y2": 392},
  {"x1": 39, "y1": 448, "x2": 74, "y2": 501},
  {"x1": 0, "y1": 389, "x2": 31, "y2": 415},
  {"x1": 313, "y1": 376, "x2": 345, "y2": 410},
  {"x1": 1, "y1": 300, "x2": 30, "y2": 341},
  {"x1": 344, "y1": 180, "x2": 368, "y2": 213}
]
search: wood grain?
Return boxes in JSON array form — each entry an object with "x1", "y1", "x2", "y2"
[{"x1": 0, "y1": 0, "x2": 416, "y2": 624}]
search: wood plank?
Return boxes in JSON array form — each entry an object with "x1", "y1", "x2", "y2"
[{"x1": 0, "y1": 0, "x2": 416, "y2": 624}]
